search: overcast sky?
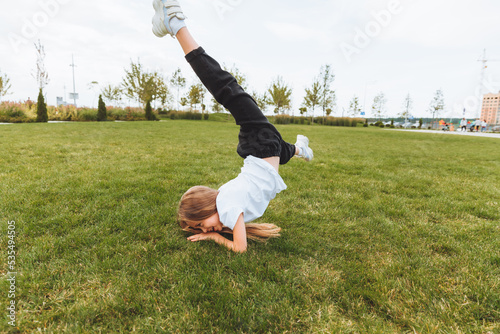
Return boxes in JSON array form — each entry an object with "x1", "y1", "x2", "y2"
[{"x1": 1, "y1": 0, "x2": 500, "y2": 119}]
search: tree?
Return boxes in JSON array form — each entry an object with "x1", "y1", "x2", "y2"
[
  {"x1": 428, "y1": 89, "x2": 445, "y2": 120},
  {"x1": 188, "y1": 83, "x2": 207, "y2": 118},
  {"x1": 212, "y1": 64, "x2": 248, "y2": 113},
  {"x1": 252, "y1": 91, "x2": 268, "y2": 113},
  {"x1": 145, "y1": 100, "x2": 157, "y2": 121},
  {"x1": 303, "y1": 81, "x2": 321, "y2": 121},
  {"x1": 371, "y1": 92, "x2": 387, "y2": 120},
  {"x1": 267, "y1": 76, "x2": 292, "y2": 114},
  {"x1": 32, "y1": 40, "x2": 50, "y2": 91},
  {"x1": 122, "y1": 60, "x2": 170, "y2": 107},
  {"x1": 226, "y1": 64, "x2": 248, "y2": 89},
  {"x1": 170, "y1": 68, "x2": 186, "y2": 111},
  {"x1": 348, "y1": 95, "x2": 362, "y2": 117},
  {"x1": 0, "y1": 70, "x2": 12, "y2": 101},
  {"x1": 36, "y1": 88, "x2": 48, "y2": 122},
  {"x1": 101, "y1": 84, "x2": 122, "y2": 105},
  {"x1": 97, "y1": 94, "x2": 107, "y2": 121},
  {"x1": 318, "y1": 64, "x2": 336, "y2": 117},
  {"x1": 187, "y1": 84, "x2": 204, "y2": 111},
  {"x1": 211, "y1": 98, "x2": 224, "y2": 112},
  {"x1": 400, "y1": 93, "x2": 414, "y2": 120}
]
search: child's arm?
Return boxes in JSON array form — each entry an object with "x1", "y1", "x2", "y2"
[{"x1": 187, "y1": 213, "x2": 247, "y2": 253}]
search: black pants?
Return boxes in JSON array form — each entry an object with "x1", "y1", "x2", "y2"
[{"x1": 186, "y1": 47, "x2": 295, "y2": 165}]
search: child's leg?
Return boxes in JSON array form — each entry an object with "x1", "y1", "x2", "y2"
[
  {"x1": 176, "y1": 27, "x2": 199, "y2": 55},
  {"x1": 175, "y1": 28, "x2": 299, "y2": 164},
  {"x1": 180, "y1": 37, "x2": 268, "y2": 126}
]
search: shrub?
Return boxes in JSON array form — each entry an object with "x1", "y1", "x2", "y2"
[
  {"x1": 363, "y1": 123, "x2": 368, "y2": 127},
  {"x1": 0, "y1": 103, "x2": 31, "y2": 123},
  {"x1": 77, "y1": 109, "x2": 97, "y2": 122},
  {"x1": 274, "y1": 115, "x2": 292, "y2": 124},
  {"x1": 379, "y1": 124, "x2": 385, "y2": 128},
  {"x1": 49, "y1": 105, "x2": 78, "y2": 121},
  {"x1": 167, "y1": 110, "x2": 203, "y2": 120}
]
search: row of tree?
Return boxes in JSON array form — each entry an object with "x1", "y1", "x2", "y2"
[
  {"x1": 98, "y1": 61, "x2": 446, "y2": 120},
  {"x1": 0, "y1": 40, "x2": 446, "y2": 121},
  {"x1": 98, "y1": 60, "x2": 337, "y2": 120},
  {"x1": 347, "y1": 89, "x2": 446, "y2": 120}
]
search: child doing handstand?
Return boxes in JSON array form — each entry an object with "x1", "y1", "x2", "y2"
[{"x1": 152, "y1": 0, "x2": 313, "y2": 252}]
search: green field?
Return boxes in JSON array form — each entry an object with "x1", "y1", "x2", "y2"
[{"x1": 1, "y1": 121, "x2": 499, "y2": 333}]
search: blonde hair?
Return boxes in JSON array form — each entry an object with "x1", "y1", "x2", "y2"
[{"x1": 177, "y1": 186, "x2": 281, "y2": 242}]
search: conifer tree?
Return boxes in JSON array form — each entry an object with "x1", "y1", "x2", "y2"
[
  {"x1": 36, "y1": 88, "x2": 48, "y2": 122},
  {"x1": 145, "y1": 100, "x2": 156, "y2": 121},
  {"x1": 97, "y1": 95, "x2": 107, "y2": 121}
]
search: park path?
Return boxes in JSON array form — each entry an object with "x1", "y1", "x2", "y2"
[{"x1": 386, "y1": 129, "x2": 500, "y2": 139}]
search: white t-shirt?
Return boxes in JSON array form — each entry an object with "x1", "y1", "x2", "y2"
[{"x1": 216, "y1": 155, "x2": 287, "y2": 230}]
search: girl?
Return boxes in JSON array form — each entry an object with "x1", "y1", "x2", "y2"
[{"x1": 152, "y1": 0, "x2": 313, "y2": 252}]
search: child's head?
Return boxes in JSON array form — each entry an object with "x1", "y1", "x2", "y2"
[
  {"x1": 177, "y1": 185, "x2": 282, "y2": 241},
  {"x1": 177, "y1": 186, "x2": 218, "y2": 232}
]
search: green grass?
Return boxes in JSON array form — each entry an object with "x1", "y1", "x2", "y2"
[{"x1": 0, "y1": 121, "x2": 499, "y2": 333}]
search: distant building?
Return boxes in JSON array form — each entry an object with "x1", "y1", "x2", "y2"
[{"x1": 480, "y1": 92, "x2": 500, "y2": 125}]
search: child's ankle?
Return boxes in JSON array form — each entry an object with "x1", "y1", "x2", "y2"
[{"x1": 170, "y1": 17, "x2": 186, "y2": 36}]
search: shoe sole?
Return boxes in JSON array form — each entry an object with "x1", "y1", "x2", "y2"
[{"x1": 152, "y1": 0, "x2": 169, "y2": 37}]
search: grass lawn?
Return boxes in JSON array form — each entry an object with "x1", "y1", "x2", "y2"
[{"x1": 0, "y1": 120, "x2": 499, "y2": 333}]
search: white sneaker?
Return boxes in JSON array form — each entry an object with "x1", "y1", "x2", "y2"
[
  {"x1": 295, "y1": 135, "x2": 313, "y2": 161},
  {"x1": 152, "y1": 0, "x2": 186, "y2": 38}
]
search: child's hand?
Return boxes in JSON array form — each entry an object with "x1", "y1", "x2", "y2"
[{"x1": 187, "y1": 233, "x2": 218, "y2": 242}]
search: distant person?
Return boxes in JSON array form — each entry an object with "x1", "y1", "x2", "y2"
[
  {"x1": 474, "y1": 119, "x2": 481, "y2": 132},
  {"x1": 482, "y1": 119, "x2": 487, "y2": 132},
  {"x1": 460, "y1": 118, "x2": 467, "y2": 132},
  {"x1": 153, "y1": 0, "x2": 314, "y2": 252}
]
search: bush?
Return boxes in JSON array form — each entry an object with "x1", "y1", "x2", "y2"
[
  {"x1": 379, "y1": 124, "x2": 385, "y2": 128},
  {"x1": 49, "y1": 105, "x2": 78, "y2": 121},
  {"x1": 77, "y1": 109, "x2": 97, "y2": 122},
  {"x1": 363, "y1": 123, "x2": 368, "y2": 127},
  {"x1": 167, "y1": 110, "x2": 203, "y2": 120}
]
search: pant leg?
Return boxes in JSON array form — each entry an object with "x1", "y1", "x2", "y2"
[
  {"x1": 279, "y1": 140, "x2": 296, "y2": 165},
  {"x1": 186, "y1": 47, "x2": 295, "y2": 165},
  {"x1": 185, "y1": 47, "x2": 267, "y2": 126}
]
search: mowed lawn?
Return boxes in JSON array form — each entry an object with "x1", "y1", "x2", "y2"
[{"x1": 0, "y1": 120, "x2": 499, "y2": 333}]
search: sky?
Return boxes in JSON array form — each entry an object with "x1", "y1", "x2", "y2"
[{"x1": 1, "y1": 0, "x2": 500, "y2": 119}]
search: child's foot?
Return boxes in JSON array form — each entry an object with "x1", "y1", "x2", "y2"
[
  {"x1": 152, "y1": 0, "x2": 186, "y2": 38},
  {"x1": 295, "y1": 135, "x2": 313, "y2": 161}
]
